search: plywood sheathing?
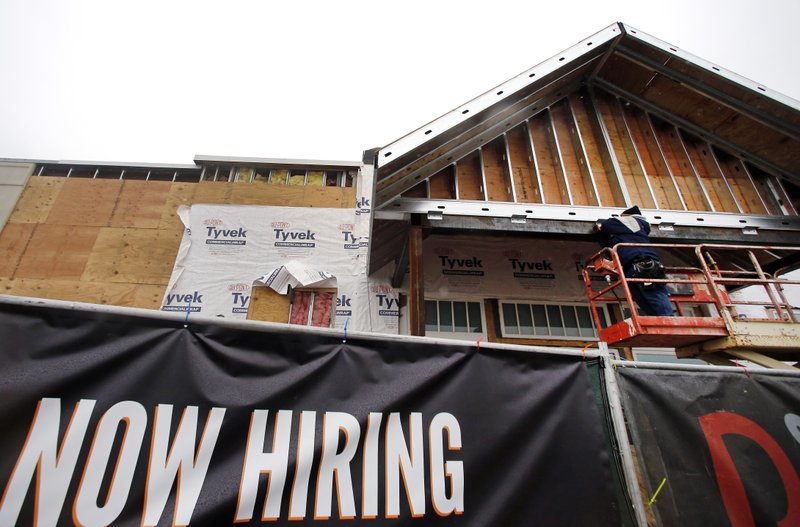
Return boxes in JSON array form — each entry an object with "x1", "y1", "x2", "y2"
[
  {"x1": 1, "y1": 175, "x2": 354, "y2": 310},
  {"x1": 623, "y1": 105, "x2": 683, "y2": 210},
  {"x1": 681, "y1": 135, "x2": 740, "y2": 213},
  {"x1": 530, "y1": 111, "x2": 568, "y2": 205},
  {"x1": 8, "y1": 176, "x2": 65, "y2": 224},
  {"x1": 550, "y1": 100, "x2": 597, "y2": 206},
  {"x1": 506, "y1": 124, "x2": 541, "y2": 204},
  {"x1": 159, "y1": 183, "x2": 198, "y2": 230},
  {"x1": 649, "y1": 119, "x2": 712, "y2": 211},
  {"x1": 83, "y1": 228, "x2": 183, "y2": 285},
  {"x1": 455, "y1": 152, "x2": 484, "y2": 200},
  {"x1": 110, "y1": 180, "x2": 172, "y2": 229},
  {"x1": 714, "y1": 152, "x2": 768, "y2": 214},
  {"x1": 0, "y1": 223, "x2": 35, "y2": 277},
  {"x1": 429, "y1": 165, "x2": 455, "y2": 200},
  {"x1": 15, "y1": 225, "x2": 101, "y2": 280},
  {"x1": 0, "y1": 278, "x2": 164, "y2": 309},
  {"x1": 594, "y1": 92, "x2": 655, "y2": 209},
  {"x1": 402, "y1": 182, "x2": 428, "y2": 199},
  {"x1": 46, "y1": 179, "x2": 123, "y2": 226},
  {"x1": 568, "y1": 93, "x2": 623, "y2": 207},
  {"x1": 482, "y1": 138, "x2": 512, "y2": 202},
  {"x1": 247, "y1": 286, "x2": 291, "y2": 323}
]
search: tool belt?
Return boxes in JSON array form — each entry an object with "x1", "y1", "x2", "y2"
[{"x1": 628, "y1": 257, "x2": 666, "y2": 281}]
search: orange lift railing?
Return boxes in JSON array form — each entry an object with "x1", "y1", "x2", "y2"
[{"x1": 583, "y1": 243, "x2": 800, "y2": 361}]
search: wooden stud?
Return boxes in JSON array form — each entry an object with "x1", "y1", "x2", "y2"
[{"x1": 408, "y1": 224, "x2": 425, "y2": 336}]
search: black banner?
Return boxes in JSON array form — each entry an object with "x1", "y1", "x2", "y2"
[
  {"x1": 0, "y1": 301, "x2": 625, "y2": 525},
  {"x1": 617, "y1": 366, "x2": 800, "y2": 526}
]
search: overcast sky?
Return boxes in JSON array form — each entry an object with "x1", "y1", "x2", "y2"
[{"x1": 0, "y1": 0, "x2": 798, "y2": 165}]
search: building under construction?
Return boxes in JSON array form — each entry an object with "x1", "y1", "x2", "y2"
[{"x1": 0, "y1": 23, "x2": 798, "y2": 526}]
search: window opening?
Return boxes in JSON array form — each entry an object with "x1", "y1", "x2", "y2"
[
  {"x1": 425, "y1": 299, "x2": 484, "y2": 335},
  {"x1": 500, "y1": 301, "x2": 608, "y2": 340}
]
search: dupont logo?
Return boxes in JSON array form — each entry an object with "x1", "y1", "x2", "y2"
[
  {"x1": 336, "y1": 294, "x2": 353, "y2": 316},
  {"x1": 376, "y1": 294, "x2": 399, "y2": 317},
  {"x1": 205, "y1": 224, "x2": 247, "y2": 246},
  {"x1": 162, "y1": 291, "x2": 203, "y2": 312},
  {"x1": 439, "y1": 256, "x2": 484, "y2": 277},
  {"x1": 273, "y1": 227, "x2": 316, "y2": 248},
  {"x1": 509, "y1": 258, "x2": 554, "y2": 279},
  {"x1": 227, "y1": 283, "x2": 250, "y2": 292}
]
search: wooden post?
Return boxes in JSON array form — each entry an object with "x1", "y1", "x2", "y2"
[{"x1": 408, "y1": 223, "x2": 425, "y2": 336}]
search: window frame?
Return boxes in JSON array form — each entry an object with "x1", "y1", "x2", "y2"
[
  {"x1": 424, "y1": 298, "x2": 486, "y2": 340},
  {"x1": 498, "y1": 300, "x2": 608, "y2": 341}
]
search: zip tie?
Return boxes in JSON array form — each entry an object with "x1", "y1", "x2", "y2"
[
  {"x1": 476, "y1": 337, "x2": 485, "y2": 350},
  {"x1": 580, "y1": 342, "x2": 595, "y2": 361},
  {"x1": 183, "y1": 297, "x2": 193, "y2": 328},
  {"x1": 647, "y1": 477, "x2": 667, "y2": 507},
  {"x1": 342, "y1": 318, "x2": 349, "y2": 343},
  {"x1": 735, "y1": 358, "x2": 750, "y2": 377}
]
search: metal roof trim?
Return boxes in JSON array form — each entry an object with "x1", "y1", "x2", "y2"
[
  {"x1": 2, "y1": 158, "x2": 200, "y2": 170},
  {"x1": 619, "y1": 23, "x2": 800, "y2": 112},
  {"x1": 194, "y1": 155, "x2": 362, "y2": 170},
  {"x1": 375, "y1": 23, "x2": 624, "y2": 171}
]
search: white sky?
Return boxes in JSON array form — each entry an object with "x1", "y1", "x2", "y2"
[{"x1": 0, "y1": 0, "x2": 798, "y2": 165}]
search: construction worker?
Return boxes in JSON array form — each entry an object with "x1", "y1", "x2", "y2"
[{"x1": 596, "y1": 206, "x2": 674, "y2": 316}]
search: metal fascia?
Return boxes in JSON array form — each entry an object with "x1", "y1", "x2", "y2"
[
  {"x1": 620, "y1": 24, "x2": 800, "y2": 113},
  {"x1": 381, "y1": 199, "x2": 800, "y2": 232},
  {"x1": 376, "y1": 86, "x2": 585, "y2": 208},
  {"x1": 193, "y1": 155, "x2": 362, "y2": 170},
  {"x1": 376, "y1": 24, "x2": 623, "y2": 170},
  {"x1": 614, "y1": 45, "x2": 800, "y2": 141}
]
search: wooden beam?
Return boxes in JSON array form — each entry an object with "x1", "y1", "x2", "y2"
[{"x1": 408, "y1": 224, "x2": 425, "y2": 336}]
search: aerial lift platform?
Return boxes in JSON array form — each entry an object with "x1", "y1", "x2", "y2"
[{"x1": 583, "y1": 243, "x2": 800, "y2": 369}]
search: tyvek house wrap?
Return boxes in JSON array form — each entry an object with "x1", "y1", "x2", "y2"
[{"x1": 160, "y1": 200, "x2": 399, "y2": 334}]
